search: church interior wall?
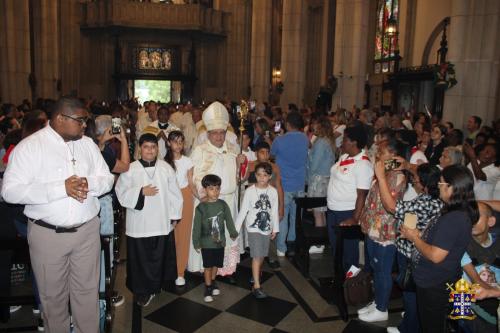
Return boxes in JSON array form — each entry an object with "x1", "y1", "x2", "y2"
[
  {"x1": 0, "y1": 0, "x2": 498, "y2": 129},
  {"x1": 409, "y1": 0, "x2": 452, "y2": 66}
]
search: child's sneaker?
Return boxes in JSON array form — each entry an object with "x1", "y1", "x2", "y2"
[
  {"x1": 37, "y1": 318, "x2": 44, "y2": 331},
  {"x1": 252, "y1": 288, "x2": 268, "y2": 299},
  {"x1": 204, "y1": 286, "x2": 213, "y2": 302},
  {"x1": 211, "y1": 282, "x2": 220, "y2": 296},
  {"x1": 175, "y1": 277, "x2": 186, "y2": 286},
  {"x1": 136, "y1": 294, "x2": 155, "y2": 307}
]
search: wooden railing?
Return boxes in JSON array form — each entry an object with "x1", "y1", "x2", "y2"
[{"x1": 81, "y1": 0, "x2": 228, "y2": 35}]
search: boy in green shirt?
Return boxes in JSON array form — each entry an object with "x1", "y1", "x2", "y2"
[{"x1": 192, "y1": 174, "x2": 238, "y2": 302}]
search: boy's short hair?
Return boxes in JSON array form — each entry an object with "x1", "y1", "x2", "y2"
[
  {"x1": 139, "y1": 133, "x2": 158, "y2": 146},
  {"x1": 201, "y1": 174, "x2": 221, "y2": 188},
  {"x1": 254, "y1": 162, "x2": 273, "y2": 176},
  {"x1": 254, "y1": 141, "x2": 270, "y2": 152}
]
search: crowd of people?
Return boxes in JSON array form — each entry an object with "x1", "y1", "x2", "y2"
[{"x1": 0, "y1": 96, "x2": 500, "y2": 333}]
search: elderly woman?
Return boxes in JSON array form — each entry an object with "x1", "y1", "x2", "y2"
[
  {"x1": 85, "y1": 115, "x2": 130, "y2": 307},
  {"x1": 90, "y1": 115, "x2": 130, "y2": 174},
  {"x1": 438, "y1": 146, "x2": 463, "y2": 170}
]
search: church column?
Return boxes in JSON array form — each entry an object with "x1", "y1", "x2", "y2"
[
  {"x1": 215, "y1": 0, "x2": 252, "y2": 101},
  {"x1": 332, "y1": 0, "x2": 370, "y2": 110},
  {"x1": 250, "y1": 0, "x2": 272, "y2": 103},
  {"x1": 0, "y1": 0, "x2": 31, "y2": 104},
  {"x1": 32, "y1": 0, "x2": 60, "y2": 100},
  {"x1": 280, "y1": 0, "x2": 308, "y2": 109},
  {"x1": 319, "y1": 0, "x2": 335, "y2": 86},
  {"x1": 443, "y1": 0, "x2": 500, "y2": 128}
]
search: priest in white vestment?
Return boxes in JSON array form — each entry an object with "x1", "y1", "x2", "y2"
[{"x1": 188, "y1": 101, "x2": 245, "y2": 277}]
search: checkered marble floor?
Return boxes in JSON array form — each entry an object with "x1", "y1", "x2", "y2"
[
  {"x1": 1, "y1": 252, "x2": 403, "y2": 333},
  {"x1": 110, "y1": 254, "x2": 403, "y2": 333}
]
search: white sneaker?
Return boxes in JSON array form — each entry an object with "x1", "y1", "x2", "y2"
[
  {"x1": 204, "y1": 295, "x2": 213, "y2": 302},
  {"x1": 387, "y1": 327, "x2": 400, "y2": 333},
  {"x1": 401, "y1": 311, "x2": 405, "y2": 318},
  {"x1": 357, "y1": 301, "x2": 376, "y2": 315},
  {"x1": 175, "y1": 277, "x2": 186, "y2": 286},
  {"x1": 308, "y1": 245, "x2": 325, "y2": 254},
  {"x1": 9, "y1": 305, "x2": 21, "y2": 313},
  {"x1": 277, "y1": 250, "x2": 286, "y2": 257},
  {"x1": 359, "y1": 308, "x2": 388, "y2": 322}
]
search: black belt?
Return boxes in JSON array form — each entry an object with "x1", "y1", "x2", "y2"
[{"x1": 30, "y1": 219, "x2": 84, "y2": 233}]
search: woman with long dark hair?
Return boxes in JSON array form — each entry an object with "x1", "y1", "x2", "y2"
[
  {"x1": 379, "y1": 162, "x2": 443, "y2": 333},
  {"x1": 400, "y1": 164, "x2": 479, "y2": 333}
]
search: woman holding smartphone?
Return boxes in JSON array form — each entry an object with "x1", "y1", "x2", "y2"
[
  {"x1": 358, "y1": 133, "x2": 407, "y2": 322},
  {"x1": 400, "y1": 165, "x2": 478, "y2": 333},
  {"x1": 377, "y1": 160, "x2": 443, "y2": 333}
]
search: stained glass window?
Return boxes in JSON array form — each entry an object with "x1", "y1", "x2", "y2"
[{"x1": 374, "y1": 0, "x2": 399, "y2": 73}]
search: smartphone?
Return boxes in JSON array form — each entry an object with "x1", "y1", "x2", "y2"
[
  {"x1": 265, "y1": 130, "x2": 270, "y2": 137},
  {"x1": 403, "y1": 212, "x2": 417, "y2": 229},
  {"x1": 111, "y1": 117, "x2": 121, "y2": 135},
  {"x1": 249, "y1": 100, "x2": 256, "y2": 110},
  {"x1": 384, "y1": 159, "x2": 401, "y2": 171},
  {"x1": 274, "y1": 121, "x2": 281, "y2": 133}
]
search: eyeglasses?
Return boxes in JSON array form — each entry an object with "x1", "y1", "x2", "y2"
[
  {"x1": 437, "y1": 182, "x2": 449, "y2": 187},
  {"x1": 61, "y1": 113, "x2": 89, "y2": 125}
]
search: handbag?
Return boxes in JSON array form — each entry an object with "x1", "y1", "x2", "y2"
[
  {"x1": 343, "y1": 271, "x2": 373, "y2": 306},
  {"x1": 399, "y1": 261, "x2": 416, "y2": 292}
]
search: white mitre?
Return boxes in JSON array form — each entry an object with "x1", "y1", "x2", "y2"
[{"x1": 202, "y1": 101, "x2": 229, "y2": 131}]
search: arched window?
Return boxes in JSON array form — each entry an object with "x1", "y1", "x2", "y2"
[{"x1": 374, "y1": 0, "x2": 399, "y2": 74}]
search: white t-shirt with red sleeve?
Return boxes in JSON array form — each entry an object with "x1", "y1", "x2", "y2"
[{"x1": 327, "y1": 150, "x2": 374, "y2": 211}]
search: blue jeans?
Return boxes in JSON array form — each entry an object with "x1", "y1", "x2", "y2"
[
  {"x1": 366, "y1": 237, "x2": 396, "y2": 312},
  {"x1": 326, "y1": 209, "x2": 359, "y2": 272},
  {"x1": 396, "y1": 252, "x2": 419, "y2": 333},
  {"x1": 276, "y1": 191, "x2": 304, "y2": 253}
]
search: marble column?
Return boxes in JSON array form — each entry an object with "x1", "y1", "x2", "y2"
[
  {"x1": 0, "y1": 0, "x2": 31, "y2": 104},
  {"x1": 319, "y1": 0, "x2": 335, "y2": 87},
  {"x1": 332, "y1": 0, "x2": 370, "y2": 110},
  {"x1": 32, "y1": 0, "x2": 60, "y2": 100},
  {"x1": 280, "y1": 0, "x2": 308, "y2": 109},
  {"x1": 59, "y1": 0, "x2": 82, "y2": 96},
  {"x1": 250, "y1": 0, "x2": 272, "y2": 104},
  {"x1": 216, "y1": 0, "x2": 252, "y2": 101},
  {"x1": 443, "y1": 0, "x2": 500, "y2": 128}
]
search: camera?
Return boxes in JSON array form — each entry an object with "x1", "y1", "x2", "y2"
[
  {"x1": 111, "y1": 117, "x2": 121, "y2": 135},
  {"x1": 384, "y1": 159, "x2": 401, "y2": 171}
]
